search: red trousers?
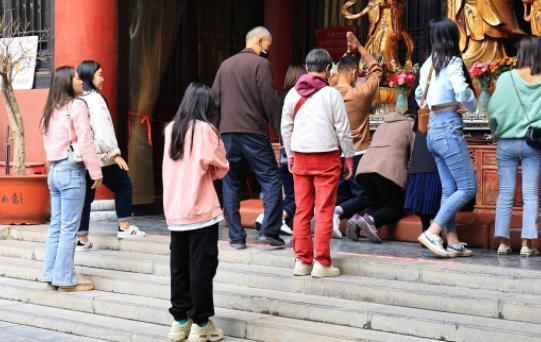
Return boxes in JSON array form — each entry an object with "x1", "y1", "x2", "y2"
[{"x1": 292, "y1": 151, "x2": 341, "y2": 266}]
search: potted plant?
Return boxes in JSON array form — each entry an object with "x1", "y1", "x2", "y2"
[{"x1": 0, "y1": 19, "x2": 50, "y2": 224}]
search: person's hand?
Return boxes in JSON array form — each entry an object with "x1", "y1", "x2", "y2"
[
  {"x1": 114, "y1": 155, "x2": 130, "y2": 171},
  {"x1": 346, "y1": 31, "x2": 361, "y2": 54},
  {"x1": 288, "y1": 157, "x2": 294, "y2": 174},
  {"x1": 92, "y1": 178, "x2": 103, "y2": 189},
  {"x1": 343, "y1": 157, "x2": 354, "y2": 180},
  {"x1": 457, "y1": 104, "x2": 469, "y2": 115}
]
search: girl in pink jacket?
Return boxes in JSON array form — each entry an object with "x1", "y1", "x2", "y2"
[{"x1": 163, "y1": 83, "x2": 229, "y2": 342}]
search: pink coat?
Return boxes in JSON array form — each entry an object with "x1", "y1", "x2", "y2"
[
  {"x1": 42, "y1": 99, "x2": 102, "y2": 180},
  {"x1": 162, "y1": 120, "x2": 229, "y2": 226}
]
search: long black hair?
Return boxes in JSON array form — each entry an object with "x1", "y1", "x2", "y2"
[
  {"x1": 169, "y1": 82, "x2": 219, "y2": 160},
  {"x1": 40, "y1": 66, "x2": 77, "y2": 133},
  {"x1": 430, "y1": 18, "x2": 462, "y2": 74},
  {"x1": 517, "y1": 36, "x2": 541, "y2": 75},
  {"x1": 77, "y1": 60, "x2": 101, "y2": 92},
  {"x1": 429, "y1": 17, "x2": 473, "y2": 88}
]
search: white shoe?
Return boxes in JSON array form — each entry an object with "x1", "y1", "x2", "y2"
[
  {"x1": 293, "y1": 259, "x2": 313, "y2": 276},
  {"x1": 332, "y1": 213, "x2": 343, "y2": 239},
  {"x1": 418, "y1": 231, "x2": 449, "y2": 257},
  {"x1": 497, "y1": 243, "x2": 512, "y2": 255},
  {"x1": 310, "y1": 261, "x2": 340, "y2": 278},
  {"x1": 280, "y1": 220, "x2": 293, "y2": 235},
  {"x1": 520, "y1": 246, "x2": 540, "y2": 257},
  {"x1": 117, "y1": 225, "x2": 146, "y2": 239},
  {"x1": 255, "y1": 213, "x2": 264, "y2": 231},
  {"x1": 447, "y1": 242, "x2": 473, "y2": 257},
  {"x1": 187, "y1": 320, "x2": 224, "y2": 342},
  {"x1": 168, "y1": 319, "x2": 193, "y2": 341},
  {"x1": 76, "y1": 239, "x2": 93, "y2": 252}
]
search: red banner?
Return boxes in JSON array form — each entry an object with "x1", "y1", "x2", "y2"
[{"x1": 315, "y1": 25, "x2": 358, "y2": 61}]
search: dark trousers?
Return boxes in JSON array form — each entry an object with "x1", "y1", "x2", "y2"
[
  {"x1": 279, "y1": 160, "x2": 296, "y2": 220},
  {"x1": 222, "y1": 133, "x2": 282, "y2": 243},
  {"x1": 337, "y1": 154, "x2": 366, "y2": 218},
  {"x1": 78, "y1": 164, "x2": 133, "y2": 236},
  {"x1": 357, "y1": 173, "x2": 405, "y2": 228},
  {"x1": 169, "y1": 224, "x2": 219, "y2": 324}
]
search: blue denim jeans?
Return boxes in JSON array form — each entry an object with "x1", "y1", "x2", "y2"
[
  {"x1": 427, "y1": 110, "x2": 477, "y2": 235},
  {"x1": 43, "y1": 155, "x2": 86, "y2": 286},
  {"x1": 495, "y1": 138, "x2": 541, "y2": 239}
]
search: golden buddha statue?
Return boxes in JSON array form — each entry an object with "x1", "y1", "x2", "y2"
[
  {"x1": 447, "y1": 0, "x2": 524, "y2": 66},
  {"x1": 342, "y1": 0, "x2": 414, "y2": 69},
  {"x1": 523, "y1": 0, "x2": 541, "y2": 36}
]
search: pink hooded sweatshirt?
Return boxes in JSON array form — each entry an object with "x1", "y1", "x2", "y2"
[{"x1": 162, "y1": 120, "x2": 229, "y2": 227}]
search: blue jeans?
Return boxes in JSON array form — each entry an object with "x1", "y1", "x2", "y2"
[
  {"x1": 427, "y1": 110, "x2": 477, "y2": 235},
  {"x1": 337, "y1": 154, "x2": 365, "y2": 218},
  {"x1": 43, "y1": 155, "x2": 86, "y2": 286},
  {"x1": 78, "y1": 164, "x2": 133, "y2": 236},
  {"x1": 495, "y1": 139, "x2": 541, "y2": 239},
  {"x1": 222, "y1": 133, "x2": 282, "y2": 243}
]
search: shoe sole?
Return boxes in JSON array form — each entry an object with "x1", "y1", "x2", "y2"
[
  {"x1": 293, "y1": 269, "x2": 313, "y2": 276},
  {"x1": 188, "y1": 334, "x2": 224, "y2": 342},
  {"x1": 448, "y1": 251, "x2": 473, "y2": 258},
  {"x1": 229, "y1": 244, "x2": 247, "y2": 250},
  {"x1": 255, "y1": 237, "x2": 286, "y2": 247},
  {"x1": 358, "y1": 219, "x2": 382, "y2": 243},
  {"x1": 280, "y1": 227, "x2": 293, "y2": 235},
  {"x1": 311, "y1": 271, "x2": 340, "y2": 278},
  {"x1": 345, "y1": 220, "x2": 360, "y2": 241},
  {"x1": 520, "y1": 252, "x2": 540, "y2": 257},
  {"x1": 58, "y1": 284, "x2": 94, "y2": 292},
  {"x1": 497, "y1": 250, "x2": 512, "y2": 255},
  {"x1": 418, "y1": 234, "x2": 449, "y2": 258}
]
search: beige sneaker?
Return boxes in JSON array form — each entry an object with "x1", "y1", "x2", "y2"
[
  {"x1": 310, "y1": 261, "x2": 340, "y2": 278},
  {"x1": 497, "y1": 243, "x2": 512, "y2": 255},
  {"x1": 293, "y1": 259, "x2": 313, "y2": 276},
  {"x1": 168, "y1": 319, "x2": 193, "y2": 341},
  {"x1": 58, "y1": 275, "x2": 94, "y2": 292},
  {"x1": 187, "y1": 320, "x2": 224, "y2": 342},
  {"x1": 520, "y1": 246, "x2": 540, "y2": 257}
]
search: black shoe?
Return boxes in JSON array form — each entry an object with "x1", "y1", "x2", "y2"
[
  {"x1": 229, "y1": 240, "x2": 247, "y2": 250},
  {"x1": 256, "y1": 234, "x2": 286, "y2": 247}
]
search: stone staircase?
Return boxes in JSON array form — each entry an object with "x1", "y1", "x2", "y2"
[{"x1": 0, "y1": 226, "x2": 541, "y2": 341}]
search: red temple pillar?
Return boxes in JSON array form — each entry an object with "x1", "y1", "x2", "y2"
[
  {"x1": 264, "y1": 0, "x2": 293, "y2": 94},
  {"x1": 55, "y1": 0, "x2": 118, "y2": 199}
]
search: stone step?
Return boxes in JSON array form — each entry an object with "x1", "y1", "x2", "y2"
[
  {"x1": 0, "y1": 321, "x2": 104, "y2": 342},
  {"x1": 2, "y1": 240, "x2": 541, "y2": 326},
  {"x1": 0, "y1": 260, "x2": 540, "y2": 341},
  {"x1": 0, "y1": 286, "x2": 427, "y2": 342}
]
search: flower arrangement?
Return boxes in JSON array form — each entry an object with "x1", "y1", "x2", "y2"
[
  {"x1": 469, "y1": 62, "x2": 493, "y2": 89},
  {"x1": 489, "y1": 57, "x2": 517, "y2": 78},
  {"x1": 388, "y1": 63, "x2": 419, "y2": 92}
]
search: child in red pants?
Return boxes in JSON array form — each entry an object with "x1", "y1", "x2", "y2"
[{"x1": 281, "y1": 49, "x2": 354, "y2": 277}]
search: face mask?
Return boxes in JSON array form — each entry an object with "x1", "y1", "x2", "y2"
[{"x1": 260, "y1": 50, "x2": 270, "y2": 59}]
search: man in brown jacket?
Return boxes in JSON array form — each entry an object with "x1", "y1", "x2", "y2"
[
  {"x1": 332, "y1": 32, "x2": 383, "y2": 236},
  {"x1": 346, "y1": 110, "x2": 415, "y2": 243},
  {"x1": 212, "y1": 26, "x2": 283, "y2": 249}
]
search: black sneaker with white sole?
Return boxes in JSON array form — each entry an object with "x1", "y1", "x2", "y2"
[{"x1": 256, "y1": 234, "x2": 286, "y2": 247}]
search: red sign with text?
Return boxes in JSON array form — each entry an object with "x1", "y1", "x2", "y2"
[{"x1": 315, "y1": 25, "x2": 358, "y2": 61}]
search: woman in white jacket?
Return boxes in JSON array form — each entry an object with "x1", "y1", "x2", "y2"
[{"x1": 76, "y1": 60, "x2": 145, "y2": 251}]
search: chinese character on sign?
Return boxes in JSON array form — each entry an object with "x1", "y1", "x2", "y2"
[
  {"x1": 11, "y1": 192, "x2": 23, "y2": 204},
  {"x1": 1, "y1": 194, "x2": 8, "y2": 204}
]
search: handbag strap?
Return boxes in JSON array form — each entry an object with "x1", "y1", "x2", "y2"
[
  {"x1": 292, "y1": 97, "x2": 307, "y2": 120},
  {"x1": 510, "y1": 72, "x2": 532, "y2": 124},
  {"x1": 420, "y1": 66, "x2": 434, "y2": 108}
]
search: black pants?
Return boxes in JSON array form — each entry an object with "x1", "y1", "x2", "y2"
[
  {"x1": 221, "y1": 133, "x2": 282, "y2": 243},
  {"x1": 169, "y1": 224, "x2": 219, "y2": 324},
  {"x1": 78, "y1": 164, "x2": 133, "y2": 235},
  {"x1": 337, "y1": 154, "x2": 367, "y2": 218},
  {"x1": 357, "y1": 173, "x2": 405, "y2": 228}
]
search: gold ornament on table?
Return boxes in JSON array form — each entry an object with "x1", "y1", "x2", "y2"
[
  {"x1": 447, "y1": 0, "x2": 524, "y2": 67},
  {"x1": 341, "y1": 0, "x2": 414, "y2": 69},
  {"x1": 523, "y1": 0, "x2": 541, "y2": 36}
]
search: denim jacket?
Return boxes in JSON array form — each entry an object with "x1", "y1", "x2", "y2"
[{"x1": 415, "y1": 56, "x2": 477, "y2": 113}]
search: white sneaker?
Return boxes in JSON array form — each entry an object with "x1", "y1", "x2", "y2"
[
  {"x1": 497, "y1": 243, "x2": 512, "y2": 255},
  {"x1": 117, "y1": 225, "x2": 146, "y2": 239},
  {"x1": 255, "y1": 213, "x2": 264, "y2": 231},
  {"x1": 280, "y1": 220, "x2": 293, "y2": 235},
  {"x1": 418, "y1": 231, "x2": 449, "y2": 257},
  {"x1": 332, "y1": 213, "x2": 343, "y2": 239},
  {"x1": 310, "y1": 261, "x2": 340, "y2": 278},
  {"x1": 293, "y1": 259, "x2": 313, "y2": 276},
  {"x1": 168, "y1": 319, "x2": 193, "y2": 341},
  {"x1": 520, "y1": 246, "x2": 540, "y2": 257},
  {"x1": 76, "y1": 239, "x2": 93, "y2": 252},
  {"x1": 447, "y1": 242, "x2": 473, "y2": 257},
  {"x1": 187, "y1": 319, "x2": 224, "y2": 342}
]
